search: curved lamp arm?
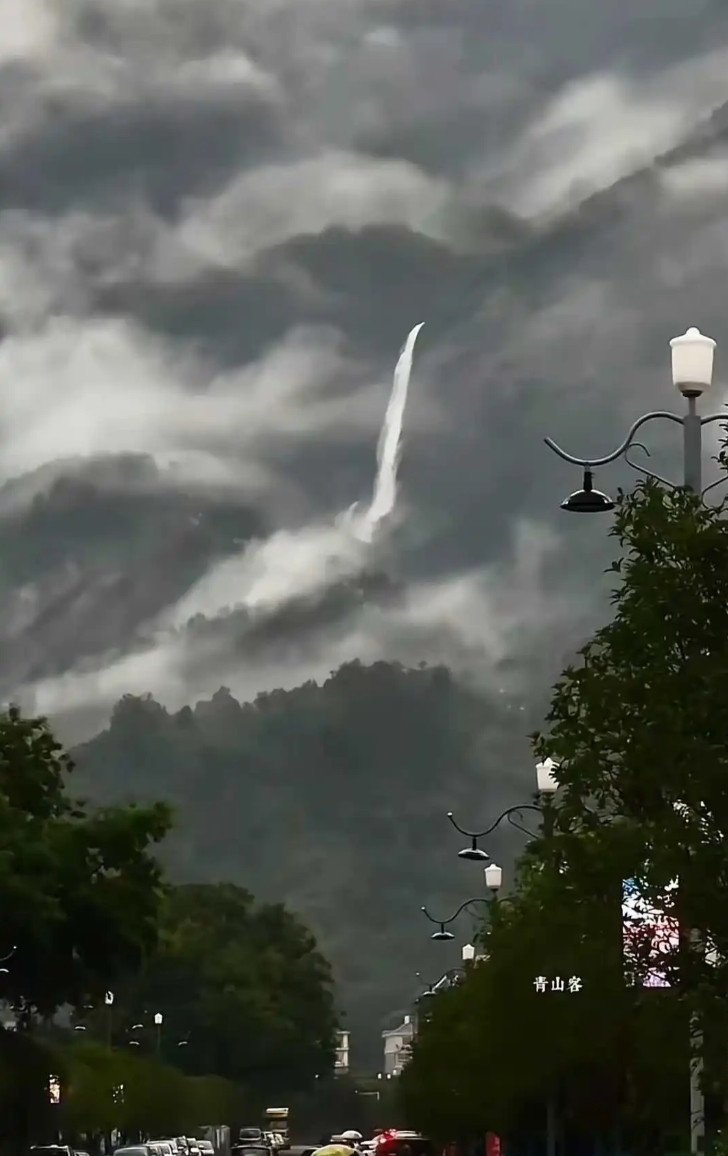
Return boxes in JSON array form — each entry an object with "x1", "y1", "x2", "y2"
[
  {"x1": 506, "y1": 809, "x2": 541, "y2": 838},
  {"x1": 416, "y1": 968, "x2": 463, "y2": 990},
  {"x1": 448, "y1": 803, "x2": 543, "y2": 840},
  {"x1": 544, "y1": 411, "x2": 682, "y2": 469},
  {"x1": 421, "y1": 897, "x2": 491, "y2": 927},
  {"x1": 623, "y1": 442, "x2": 678, "y2": 489}
]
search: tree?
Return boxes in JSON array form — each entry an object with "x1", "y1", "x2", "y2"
[
  {"x1": 60, "y1": 1039, "x2": 246, "y2": 1139},
  {"x1": 119, "y1": 882, "x2": 338, "y2": 1096},
  {"x1": 531, "y1": 478, "x2": 728, "y2": 998},
  {"x1": 0, "y1": 706, "x2": 172, "y2": 1020},
  {"x1": 0, "y1": 1026, "x2": 64, "y2": 1155},
  {"x1": 60, "y1": 1040, "x2": 129, "y2": 1140},
  {"x1": 399, "y1": 857, "x2": 694, "y2": 1153}
]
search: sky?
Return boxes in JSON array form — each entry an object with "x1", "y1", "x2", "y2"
[{"x1": 3, "y1": 0, "x2": 728, "y2": 752}]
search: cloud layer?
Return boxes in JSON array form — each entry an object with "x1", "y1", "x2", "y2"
[{"x1": 2, "y1": 0, "x2": 728, "y2": 741}]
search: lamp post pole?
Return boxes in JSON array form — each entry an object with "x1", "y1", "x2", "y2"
[
  {"x1": 104, "y1": 991, "x2": 114, "y2": 1048},
  {"x1": 544, "y1": 326, "x2": 723, "y2": 1156},
  {"x1": 154, "y1": 1011, "x2": 163, "y2": 1057},
  {"x1": 448, "y1": 763, "x2": 560, "y2": 1156}
]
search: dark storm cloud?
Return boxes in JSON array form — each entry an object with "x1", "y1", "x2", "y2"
[
  {"x1": 0, "y1": 98, "x2": 282, "y2": 218},
  {"x1": 4, "y1": 0, "x2": 728, "y2": 733}
]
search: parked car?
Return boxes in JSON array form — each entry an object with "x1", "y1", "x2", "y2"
[
  {"x1": 113, "y1": 1147, "x2": 159, "y2": 1156},
  {"x1": 374, "y1": 1134, "x2": 434, "y2": 1156},
  {"x1": 149, "y1": 1143, "x2": 175, "y2": 1156},
  {"x1": 186, "y1": 1142, "x2": 201, "y2": 1156},
  {"x1": 197, "y1": 1143, "x2": 214, "y2": 1156},
  {"x1": 238, "y1": 1132, "x2": 263, "y2": 1144}
]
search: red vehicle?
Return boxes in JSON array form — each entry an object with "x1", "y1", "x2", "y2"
[{"x1": 374, "y1": 1132, "x2": 434, "y2": 1156}]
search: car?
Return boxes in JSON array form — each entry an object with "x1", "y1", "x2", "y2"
[
  {"x1": 373, "y1": 1134, "x2": 434, "y2": 1156},
  {"x1": 113, "y1": 1147, "x2": 158, "y2": 1156},
  {"x1": 186, "y1": 1142, "x2": 201, "y2": 1156},
  {"x1": 149, "y1": 1144, "x2": 175, "y2": 1156},
  {"x1": 197, "y1": 1143, "x2": 214, "y2": 1156},
  {"x1": 239, "y1": 1132, "x2": 264, "y2": 1144}
]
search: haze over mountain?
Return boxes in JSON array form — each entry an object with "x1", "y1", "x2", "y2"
[
  {"x1": 4, "y1": 0, "x2": 728, "y2": 1063},
  {"x1": 71, "y1": 660, "x2": 542, "y2": 1067}
]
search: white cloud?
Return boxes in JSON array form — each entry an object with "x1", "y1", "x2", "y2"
[
  {"x1": 0, "y1": 315, "x2": 386, "y2": 486},
  {"x1": 487, "y1": 48, "x2": 728, "y2": 220},
  {"x1": 168, "y1": 521, "x2": 368, "y2": 624},
  {"x1": 0, "y1": 0, "x2": 60, "y2": 63},
  {"x1": 19, "y1": 514, "x2": 582, "y2": 737},
  {"x1": 659, "y1": 156, "x2": 728, "y2": 201},
  {"x1": 177, "y1": 150, "x2": 451, "y2": 268}
]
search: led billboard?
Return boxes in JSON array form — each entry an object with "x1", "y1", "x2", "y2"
[{"x1": 621, "y1": 877, "x2": 679, "y2": 987}]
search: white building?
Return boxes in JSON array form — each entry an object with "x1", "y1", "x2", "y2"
[
  {"x1": 382, "y1": 1014, "x2": 415, "y2": 1075},
  {"x1": 335, "y1": 1029, "x2": 350, "y2": 1074}
]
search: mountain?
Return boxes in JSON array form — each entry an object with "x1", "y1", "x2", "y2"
[{"x1": 71, "y1": 659, "x2": 540, "y2": 1068}]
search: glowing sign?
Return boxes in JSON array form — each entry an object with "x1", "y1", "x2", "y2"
[{"x1": 622, "y1": 877, "x2": 679, "y2": 987}]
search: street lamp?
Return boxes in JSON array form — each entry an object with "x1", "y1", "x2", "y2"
[
  {"x1": 422, "y1": 867, "x2": 502, "y2": 939},
  {"x1": 536, "y1": 758, "x2": 559, "y2": 795},
  {"x1": 104, "y1": 991, "x2": 114, "y2": 1047},
  {"x1": 544, "y1": 327, "x2": 722, "y2": 1156},
  {"x1": 448, "y1": 761, "x2": 560, "y2": 858},
  {"x1": 416, "y1": 968, "x2": 465, "y2": 996},
  {"x1": 545, "y1": 327, "x2": 723, "y2": 506},
  {"x1": 154, "y1": 1011, "x2": 163, "y2": 1056}
]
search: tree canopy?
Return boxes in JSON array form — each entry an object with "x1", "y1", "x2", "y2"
[
  {"x1": 532, "y1": 478, "x2": 728, "y2": 998},
  {"x1": 400, "y1": 855, "x2": 699, "y2": 1152},
  {"x1": 0, "y1": 705, "x2": 171, "y2": 1021},
  {"x1": 402, "y1": 473, "x2": 728, "y2": 1152},
  {"x1": 60, "y1": 1038, "x2": 248, "y2": 1138},
  {"x1": 116, "y1": 882, "x2": 338, "y2": 1096}
]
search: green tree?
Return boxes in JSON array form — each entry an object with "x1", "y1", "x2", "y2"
[
  {"x1": 0, "y1": 1027, "x2": 64, "y2": 1155},
  {"x1": 400, "y1": 857, "x2": 699, "y2": 1153},
  {"x1": 60, "y1": 1040, "x2": 129, "y2": 1139},
  {"x1": 120, "y1": 882, "x2": 338, "y2": 1096},
  {"x1": 61, "y1": 1040, "x2": 247, "y2": 1139},
  {"x1": 531, "y1": 479, "x2": 728, "y2": 998},
  {"x1": 0, "y1": 706, "x2": 172, "y2": 1021}
]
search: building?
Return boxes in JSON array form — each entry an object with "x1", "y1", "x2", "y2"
[
  {"x1": 382, "y1": 1014, "x2": 415, "y2": 1076},
  {"x1": 335, "y1": 1029, "x2": 350, "y2": 1074}
]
